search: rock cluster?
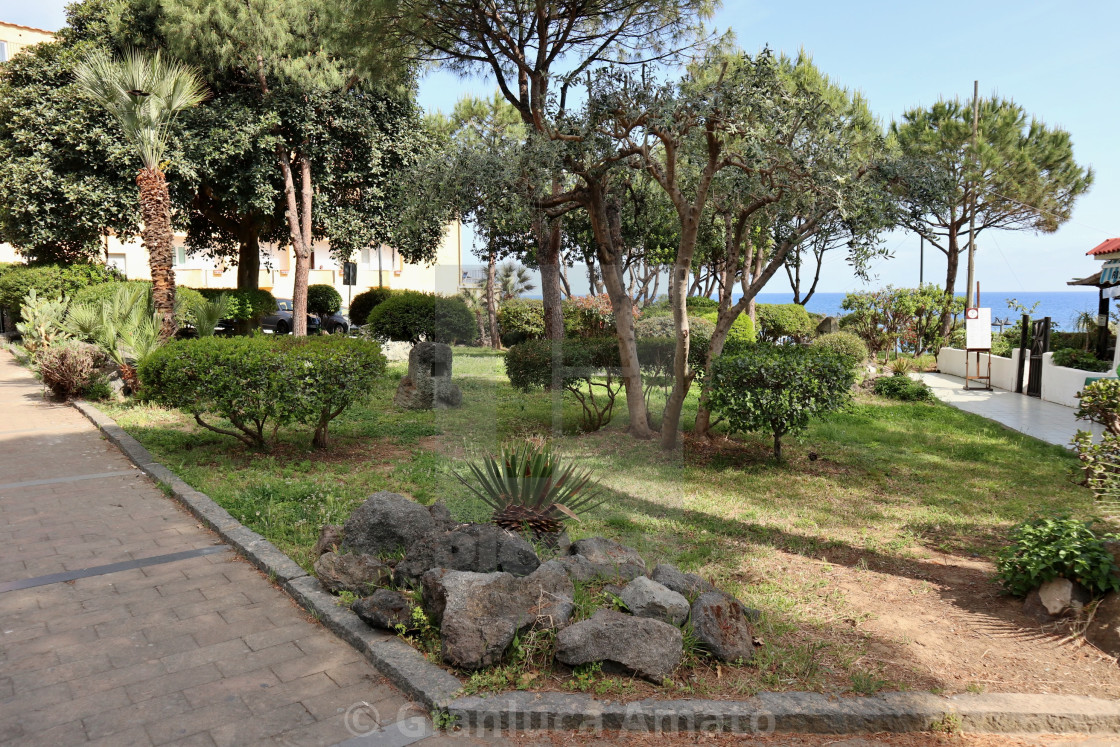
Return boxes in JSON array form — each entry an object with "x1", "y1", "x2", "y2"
[{"x1": 316, "y1": 492, "x2": 759, "y2": 676}]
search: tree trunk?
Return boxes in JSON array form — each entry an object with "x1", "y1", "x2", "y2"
[
  {"x1": 659, "y1": 258, "x2": 693, "y2": 449},
  {"x1": 236, "y1": 232, "x2": 260, "y2": 291},
  {"x1": 940, "y1": 232, "x2": 960, "y2": 341},
  {"x1": 137, "y1": 167, "x2": 177, "y2": 340},
  {"x1": 589, "y1": 189, "x2": 652, "y2": 439},
  {"x1": 279, "y1": 148, "x2": 313, "y2": 336},
  {"x1": 486, "y1": 245, "x2": 500, "y2": 349},
  {"x1": 773, "y1": 431, "x2": 782, "y2": 462},
  {"x1": 540, "y1": 217, "x2": 564, "y2": 341}
]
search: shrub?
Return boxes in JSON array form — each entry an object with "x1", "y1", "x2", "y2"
[
  {"x1": 15, "y1": 290, "x2": 70, "y2": 353},
  {"x1": 563, "y1": 295, "x2": 616, "y2": 338},
  {"x1": 1052, "y1": 348, "x2": 1112, "y2": 373},
  {"x1": 72, "y1": 281, "x2": 204, "y2": 329},
  {"x1": 498, "y1": 298, "x2": 545, "y2": 346},
  {"x1": 634, "y1": 314, "x2": 715, "y2": 340},
  {"x1": 34, "y1": 340, "x2": 104, "y2": 400},
  {"x1": 0, "y1": 263, "x2": 123, "y2": 321},
  {"x1": 872, "y1": 374, "x2": 933, "y2": 401},
  {"x1": 195, "y1": 287, "x2": 277, "y2": 322},
  {"x1": 307, "y1": 284, "x2": 342, "y2": 318},
  {"x1": 139, "y1": 336, "x2": 386, "y2": 449},
  {"x1": 366, "y1": 290, "x2": 476, "y2": 344},
  {"x1": 707, "y1": 344, "x2": 856, "y2": 460},
  {"x1": 995, "y1": 516, "x2": 1120, "y2": 597},
  {"x1": 887, "y1": 357, "x2": 915, "y2": 375},
  {"x1": 1077, "y1": 378, "x2": 1120, "y2": 435},
  {"x1": 811, "y1": 331, "x2": 869, "y2": 364},
  {"x1": 348, "y1": 287, "x2": 394, "y2": 326},
  {"x1": 685, "y1": 296, "x2": 720, "y2": 312},
  {"x1": 694, "y1": 310, "x2": 756, "y2": 355},
  {"x1": 505, "y1": 337, "x2": 623, "y2": 431},
  {"x1": 755, "y1": 303, "x2": 813, "y2": 343}
]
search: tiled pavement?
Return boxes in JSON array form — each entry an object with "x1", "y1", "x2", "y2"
[{"x1": 0, "y1": 351, "x2": 500, "y2": 746}]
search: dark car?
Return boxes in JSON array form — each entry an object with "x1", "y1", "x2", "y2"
[
  {"x1": 322, "y1": 312, "x2": 350, "y2": 335},
  {"x1": 261, "y1": 299, "x2": 322, "y2": 335}
]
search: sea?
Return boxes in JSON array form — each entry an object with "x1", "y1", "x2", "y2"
[{"x1": 740, "y1": 290, "x2": 1103, "y2": 331}]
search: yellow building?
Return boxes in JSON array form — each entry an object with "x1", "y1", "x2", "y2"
[{"x1": 0, "y1": 21, "x2": 54, "y2": 61}]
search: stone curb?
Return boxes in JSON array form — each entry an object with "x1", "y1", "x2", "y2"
[{"x1": 71, "y1": 399, "x2": 1120, "y2": 736}]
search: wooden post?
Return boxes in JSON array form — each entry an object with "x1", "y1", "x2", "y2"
[
  {"x1": 1097, "y1": 288, "x2": 1110, "y2": 359},
  {"x1": 1015, "y1": 313, "x2": 1029, "y2": 394}
]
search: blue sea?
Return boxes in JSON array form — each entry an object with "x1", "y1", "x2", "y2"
[{"x1": 740, "y1": 291, "x2": 1103, "y2": 331}]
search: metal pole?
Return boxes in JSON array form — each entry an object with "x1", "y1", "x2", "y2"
[
  {"x1": 920, "y1": 235, "x2": 924, "y2": 285},
  {"x1": 965, "y1": 80, "x2": 979, "y2": 308}
]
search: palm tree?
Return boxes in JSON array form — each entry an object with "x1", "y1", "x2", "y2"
[
  {"x1": 75, "y1": 50, "x2": 208, "y2": 340},
  {"x1": 497, "y1": 260, "x2": 535, "y2": 301}
]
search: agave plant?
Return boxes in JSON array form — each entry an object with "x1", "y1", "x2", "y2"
[{"x1": 454, "y1": 442, "x2": 605, "y2": 539}]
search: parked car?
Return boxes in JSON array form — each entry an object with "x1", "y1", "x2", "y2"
[
  {"x1": 261, "y1": 299, "x2": 322, "y2": 334},
  {"x1": 322, "y1": 312, "x2": 350, "y2": 335}
]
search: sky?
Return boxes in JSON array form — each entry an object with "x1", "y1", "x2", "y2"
[{"x1": 4, "y1": 0, "x2": 1118, "y2": 294}]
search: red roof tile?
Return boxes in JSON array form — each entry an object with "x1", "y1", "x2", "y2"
[{"x1": 1089, "y1": 238, "x2": 1120, "y2": 256}]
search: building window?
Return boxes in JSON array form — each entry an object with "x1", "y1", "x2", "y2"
[
  {"x1": 0, "y1": 42, "x2": 8, "y2": 63},
  {"x1": 173, "y1": 246, "x2": 187, "y2": 266}
]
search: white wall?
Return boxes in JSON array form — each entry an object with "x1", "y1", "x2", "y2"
[
  {"x1": 1039, "y1": 352, "x2": 1118, "y2": 408},
  {"x1": 936, "y1": 347, "x2": 1029, "y2": 392}
]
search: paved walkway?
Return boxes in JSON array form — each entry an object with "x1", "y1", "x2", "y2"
[
  {"x1": 0, "y1": 352, "x2": 470, "y2": 746},
  {"x1": 920, "y1": 372, "x2": 1105, "y2": 447}
]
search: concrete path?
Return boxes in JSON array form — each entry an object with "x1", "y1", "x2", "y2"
[
  {"x1": 0, "y1": 351, "x2": 478, "y2": 746},
  {"x1": 920, "y1": 372, "x2": 1105, "y2": 447}
]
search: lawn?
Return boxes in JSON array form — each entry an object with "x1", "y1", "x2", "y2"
[{"x1": 103, "y1": 346, "x2": 1114, "y2": 699}]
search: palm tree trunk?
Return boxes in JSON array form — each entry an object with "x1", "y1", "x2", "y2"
[
  {"x1": 486, "y1": 246, "x2": 499, "y2": 349},
  {"x1": 137, "y1": 167, "x2": 177, "y2": 340}
]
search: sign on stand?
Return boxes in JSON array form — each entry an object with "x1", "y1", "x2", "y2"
[{"x1": 964, "y1": 307, "x2": 992, "y2": 390}]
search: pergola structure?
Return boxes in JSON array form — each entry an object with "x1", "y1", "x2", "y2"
[{"x1": 1069, "y1": 237, "x2": 1120, "y2": 364}]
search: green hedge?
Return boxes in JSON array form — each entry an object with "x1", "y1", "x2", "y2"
[
  {"x1": 348, "y1": 287, "x2": 394, "y2": 326},
  {"x1": 366, "y1": 290, "x2": 476, "y2": 344},
  {"x1": 497, "y1": 298, "x2": 545, "y2": 346},
  {"x1": 1052, "y1": 348, "x2": 1112, "y2": 373},
  {"x1": 195, "y1": 288, "x2": 276, "y2": 321},
  {"x1": 872, "y1": 374, "x2": 933, "y2": 401},
  {"x1": 0, "y1": 263, "x2": 123, "y2": 320},
  {"x1": 755, "y1": 303, "x2": 813, "y2": 342},
  {"x1": 139, "y1": 336, "x2": 386, "y2": 448},
  {"x1": 634, "y1": 314, "x2": 716, "y2": 340}
]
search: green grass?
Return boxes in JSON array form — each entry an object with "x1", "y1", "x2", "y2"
[{"x1": 104, "y1": 345, "x2": 1095, "y2": 695}]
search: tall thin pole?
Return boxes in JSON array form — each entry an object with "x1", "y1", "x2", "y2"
[
  {"x1": 919, "y1": 235, "x2": 924, "y2": 285},
  {"x1": 965, "y1": 80, "x2": 979, "y2": 308}
]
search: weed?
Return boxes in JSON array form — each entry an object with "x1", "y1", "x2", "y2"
[
  {"x1": 431, "y1": 708, "x2": 459, "y2": 730},
  {"x1": 565, "y1": 662, "x2": 603, "y2": 693},
  {"x1": 849, "y1": 671, "x2": 889, "y2": 695},
  {"x1": 966, "y1": 682, "x2": 984, "y2": 694},
  {"x1": 931, "y1": 713, "x2": 962, "y2": 735},
  {"x1": 337, "y1": 590, "x2": 358, "y2": 608}
]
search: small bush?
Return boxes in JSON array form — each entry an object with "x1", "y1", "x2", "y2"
[
  {"x1": 367, "y1": 290, "x2": 476, "y2": 344},
  {"x1": 996, "y1": 516, "x2": 1120, "y2": 597},
  {"x1": 139, "y1": 336, "x2": 386, "y2": 448},
  {"x1": 887, "y1": 357, "x2": 915, "y2": 375},
  {"x1": 34, "y1": 340, "x2": 104, "y2": 400},
  {"x1": 811, "y1": 331, "x2": 869, "y2": 365},
  {"x1": 634, "y1": 314, "x2": 715, "y2": 340},
  {"x1": 195, "y1": 287, "x2": 277, "y2": 322},
  {"x1": 707, "y1": 344, "x2": 856, "y2": 460},
  {"x1": 872, "y1": 374, "x2": 933, "y2": 401},
  {"x1": 505, "y1": 337, "x2": 624, "y2": 431},
  {"x1": 755, "y1": 303, "x2": 813, "y2": 343},
  {"x1": 1077, "y1": 378, "x2": 1120, "y2": 435},
  {"x1": 0, "y1": 263, "x2": 123, "y2": 321},
  {"x1": 307, "y1": 284, "x2": 342, "y2": 318},
  {"x1": 348, "y1": 287, "x2": 394, "y2": 326},
  {"x1": 563, "y1": 295, "x2": 616, "y2": 338},
  {"x1": 1052, "y1": 348, "x2": 1112, "y2": 373},
  {"x1": 72, "y1": 281, "x2": 203, "y2": 328},
  {"x1": 694, "y1": 310, "x2": 756, "y2": 354},
  {"x1": 498, "y1": 298, "x2": 545, "y2": 346}
]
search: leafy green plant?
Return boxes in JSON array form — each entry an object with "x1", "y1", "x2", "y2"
[
  {"x1": 755, "y1": 303, "x2": 813, "y2": 343},
  {"x1": 995, "y1": 515, "x2": 1120, "y2": 597},
  {"x1": 497, "y1": 297, "x2": 544, "y2": 346},
  {"x1": 347, "y1": 287, "x2": 394, "y2": 326},
  {"x1": 0, "y1": 263, "x2": 122, "y2": 321},
  {"x1": 453, "y1": 441, "x2": 604, "y2": 537},
  {"x1": 196, "y1": 287, "x2": 277, "y2": 322},
  {"x1": 190, "y1": 293, "x2": 229, "y2": 337},
  {"x1": 707, "y1": 344, "x2": 856, "y2": 460},
  {"x1": 307, "y1": 283, "x2": 342, "y2": 319},
  {"x1": 1076, "y1": 378, "x2": 1120, "y2": 435},
  {"x1": 887, "y1": 357, "x2": 915, "y2": 375},
  {"x1": 1053, "y1": 347, "x2": 1112, "y2": 373},
  {"x1": 16, "y1": 289, "x2": 70, "y2": 352},
  {"x1": 635, "y1": 314, "x2": 715, "y2": 340},
  {"x1": 873, "y1": 375, "x2": 933, "y2": 402},
  {"x1": 367, "y1": 290, "x2": 476, "y2": 344},
  {"x1": 811, "y1": 331, "x2": 869, "y2": 365},
  {"x1": 34, "y1": 340, "x2": 103, "y2": 399}
]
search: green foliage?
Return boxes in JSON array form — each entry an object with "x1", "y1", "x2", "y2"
[
  {"x1": 453, "y1": 442, "x2": 604, "y2": 524},
  {"x1": 497, "y1": 298, "x2": 545, "y2": 346},
  {"x1": 887, "y1": 357, "x2": 915, "y2": 375},
  {"x1": 34, "y1": 340, "x2": 105, "y2": 400},
  {"x1": 1052, "y1": 348, "x2": 1111, "y2": 373},
  {"x1": 347, "y1": 287, "x2": 394, "y2": 325},
  {"x1": 563, "y1": 295, "x2": 616, "y2": 338},
  {"x1": 0, "y1": 263, "x2": 123, "y2": 321},
  {"x1": 872, "y1": 374, "x2": 933, "y2": 402},
  {"x1": 755, "y1": 304, "x2": 813, "y2": 343},
  {"x1": 696, "y1": 311, "x2": 755, "y2": 354},
  {"x1": 306, "y1": 284, "x2": 342, "y2": 317},
  {"x1": 840, "y1": 286, "x2": 959, "y2": 357},
  {"x1": 995, "y1": 516, "x2": 1120, "y2": 597},
  {"x1": 139, "y1": 335, "x2": 386, "y2": 448},
  {"x1": 366, "y1": 290, "x2": 476, "y2": 344},
  {"x1": 504, "y1": 337, "x2": 624, "y2": 431},
  {"x1": 196, "y1": 287, "x2": 276, "y2": 321},
  {"x1": 15, "y1": 290, "x2": 71, "y2": 353},
  {"x1": 707, "y1": 344, "x2": 857, "y2": 460},
  {"x1": 811, "y1": 331, "x2": 869, "y2": 365},
  {"x1": 190, "y1": 293, "x2": 230, "y2": 337},
  {"x1": 1076, "y1": 378, "x2": 1120, "y2": 436},
  {"x1": 71, "y1": 281, "x2": 203, "y2": 328},
  {"x1": 635, "y1": 315, "x2": 715, "y2": 340}
]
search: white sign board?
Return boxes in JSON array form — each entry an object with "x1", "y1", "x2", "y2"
[{"x1": 965, "y1": 307, "x2": 992, "y2": 349}]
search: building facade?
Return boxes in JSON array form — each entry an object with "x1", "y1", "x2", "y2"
[{"x1": 0, "y1": 21, "x2": 54, "y2": 62}]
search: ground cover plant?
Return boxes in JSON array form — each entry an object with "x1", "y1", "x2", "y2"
[{"x1": 100, "y1": 346, "x2": 1120, "y2": 700}]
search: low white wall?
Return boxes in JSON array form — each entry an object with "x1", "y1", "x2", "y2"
[
  {"x1": 1039, "y1": 352, "x2": 1118, "y2": 408},
  {"x1": 936, "y1": 347, "x2": 1027, "y2": 392}
]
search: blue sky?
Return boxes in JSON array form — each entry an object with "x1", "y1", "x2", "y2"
[{"x1": 4, "y1": 0, "x2": 1117, "y2": 294}]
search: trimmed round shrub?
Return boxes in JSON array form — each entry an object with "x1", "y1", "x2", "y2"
[
  {"x1": 685, "y1": 296, "x2": 720, "y2": 312},
  {"x1": 708, "y1": 344, "x2": 856, "y2": 460},
  {"x1": 996, "y1": 516, "x2": 1120, "y2": 597},
  {"x1": 307, "y1": 284, "x2": 342, "y2": 317},
  {"x1": 348, "y1": 287, "x2": 394, "y2": 326},
  {"x1": 634, "y1": 314, "x2": 715, "y2": 340},
  {"x1": 563, "y1": 295, "x2": 616, "y2": 338},
  {"x1": 755, "y1": 303, "x2": 813, "y2": 342},
  {"x1": 695, "y1": 310, "x2": 756, "y2": 354},
  {"x1": 195, "y1": 287, "x2": 277, "y2": 322},
  {"x1": 498, "y1": 298, "x2": 545, "y2": 346},
  {"x1": 811, "y1": 331, "x2": 869, "y2": 364},
  {"x1": 139, "y1": 335, "x2": 386, "y2": 449},
  {"x1": 0, "y1": 263, "x2": 123, "y2": 320},
  {"x1": 367, "y1": 290, "x2": 476, "y2": 344},
  {"x1": 872, "y1": 374, "x2": 933, "y2": 401}
]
